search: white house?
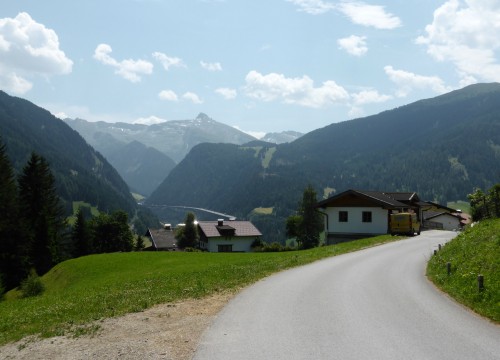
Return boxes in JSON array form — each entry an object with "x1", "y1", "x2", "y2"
[
  {"x1": 421, "y1": 201, "x2": 468, "y2": 230},
  {"x1": 197, "y1": 219, "x2": 262, "y2": 252},
  {"x1": 316, "y1": 189, "x2": 421, "y2": 244},
  {"x1": 424, "y1": 211, "x2": 462, "y2": 231}
]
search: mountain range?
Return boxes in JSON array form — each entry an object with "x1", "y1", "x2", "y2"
[
  {"x1": 64, "y1": 114, "x2": 303, "y2": 196},
  {"x1": 3, "y1": 83, "x2": 499, "y2": 244},
  {"x1": 146, "y1": 83, "x2": 500, "y2": 242},
  {"x1": 0, "y1": 90, "x2": 157, "y2": 233}
]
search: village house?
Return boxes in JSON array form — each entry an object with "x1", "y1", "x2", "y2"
[
  {"x1": 144, "y1": 224, "x2": 177, "y2": 251},
  {"x1": 316, "y1": 189, "x2": 422, "y2": 244},
  {"x1": 197, "y1": 219, "x2": 262, "y2": 252},
  {"x1": 420, "y1": 201, "x2": 468, "y2": 231}
]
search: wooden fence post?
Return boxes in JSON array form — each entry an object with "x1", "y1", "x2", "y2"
[{"x1": 478, "y1": 274, "x2": 484, "y2": 292}]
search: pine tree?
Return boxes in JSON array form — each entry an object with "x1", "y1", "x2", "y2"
[
  {"x1": 18, "y1": 153, "x2": 67, "y2": 275},
  {"x1": 297, "y1": 185, "x2": 323, "y2": 249},
  {"x1": 0, "y1": 142, "x2": 29, "y2": 290},
  {"x1": 489, "y1": 184, "x2": 500, "y2": 218},
  {"x1": 72, "y1": 206, "x2": 92, "y2": 257},
  {"x1": 175, "y1": 212, "x2": 199, "y2": 249},
  {"x1": 134, "y1": 234, "x2": 145, "y2": 251},
  {"x1": 286, "y1": 185, "x2": 324, "y2": 249}
]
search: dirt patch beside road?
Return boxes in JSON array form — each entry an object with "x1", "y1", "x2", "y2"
[{"x1": 0, "y1": 291, "x2": 234, "y2": 360}]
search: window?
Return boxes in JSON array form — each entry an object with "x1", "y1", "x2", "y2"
[
  {"x1": 218, "y1": 244, "x2": 233, "y2": 252},
  {"x1": 362, "y1": 211, "x2": 372, "y2": 223},
  {"x1": 339, "y1": 211, "x2": 348, "y2": 222}
]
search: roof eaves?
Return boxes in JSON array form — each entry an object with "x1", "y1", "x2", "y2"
[{"x1": 356, "y1": 190, "x2": 408, "y2": 208}]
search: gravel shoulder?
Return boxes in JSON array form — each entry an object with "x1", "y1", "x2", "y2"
[{"x1": 0, "y1": 291, "x2": 235, "y2": 360}]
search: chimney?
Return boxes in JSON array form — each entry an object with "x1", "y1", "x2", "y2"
[{"x1": 217, "y1": 219, "x2": 224, "y2": 226}]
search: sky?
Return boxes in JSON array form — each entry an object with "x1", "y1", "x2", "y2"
[{"x1": 1, "y1": 0, "x2": 500, "y2": 138}]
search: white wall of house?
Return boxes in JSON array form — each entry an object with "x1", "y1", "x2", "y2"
[
  {"x1": 430, "y1": 214, "x2": 461, "y2": 231},
  {"x1": 324, "y1": 206, "x2": 389, "y2": 235},
  {"x1": 207, "y1": 237, "x2": 256, "y2": 252}
]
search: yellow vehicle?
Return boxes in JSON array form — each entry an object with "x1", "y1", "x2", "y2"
[{"x1": 390, "y1": 212, "x2": 420, "y2": 236}]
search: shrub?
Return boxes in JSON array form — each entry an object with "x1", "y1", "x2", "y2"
[
  {"x1": 183, "y1": 247, "x2": 202, "y2": 252},
  {"x1": 254, "y1": 242, "x2": 296, "y2": 252},
  {"x1": 20, "y1": 270, "x2": 45, "y2": 298},
  {"x1": 251, "y1": 238, "x2": 263, "y2": 249}
]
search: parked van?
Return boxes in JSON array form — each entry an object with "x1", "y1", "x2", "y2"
[{"x1": 390, "y1": 212, "x2": 420, "y2": 236}]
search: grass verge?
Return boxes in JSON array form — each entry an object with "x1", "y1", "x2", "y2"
[
  {"x1": 0, "y1": 234, "x2": 402, "y2": 345},
  {"x1": 427, "y1": 219, "x2": 500, "y2": 323}
]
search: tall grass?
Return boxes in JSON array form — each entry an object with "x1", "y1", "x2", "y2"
[
  {"x1": 0, "y1": 235, "x2": 400, "y2": 345},
  {"x1": 427, "y1": 219, "x2": 500, "y2": 323}
]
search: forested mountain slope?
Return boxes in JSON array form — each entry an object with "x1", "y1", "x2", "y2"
[
  {"x1": 147, "y1": 83, "x2": 500, "y2": 242},
  {"x1": 64, "y1": 113, "x2": 256, "y2": 163},
  {"x1": 99, "y1": 140, "x2": 176, "y2": 196},
  {"x1": 0, "y1": 90, "x2": 136, "y2": 215},
  {"x1": 64, "y1": 113, "x2": 255, "y2": 195}
]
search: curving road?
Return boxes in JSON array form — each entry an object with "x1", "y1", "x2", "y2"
[{"x1": 194, "y1": 231, "x2": 500, "y2": 360}]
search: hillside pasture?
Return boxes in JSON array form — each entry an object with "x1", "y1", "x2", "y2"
[
  {"x1": 427, "y1": 219, "x2": 500, "y2": 323},
  {"x1": 0, "y1": 235, "x2": 402, "y2": 345}
]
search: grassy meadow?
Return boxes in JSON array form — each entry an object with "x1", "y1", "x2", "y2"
[
  {"x1": 427, "y1": 219, "x2": 500, "y2": 323},
  {"x1": 0, "y1": 234, "x2": 402, "y2": 345}
]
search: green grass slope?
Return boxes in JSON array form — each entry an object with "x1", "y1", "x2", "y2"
[
  {"x1": 0, "y1": 235, "x2": 402, "y2": 345},
  {"x1": 427, "y1": 219, "x2": 500, "y2": 323}
]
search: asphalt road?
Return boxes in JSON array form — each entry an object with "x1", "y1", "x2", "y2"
[{"x1": 194, "y1": 230, "x2": 500, "y2": 360}]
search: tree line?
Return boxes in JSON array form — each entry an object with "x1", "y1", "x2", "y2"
[
  {"x1": 468, "y1": 184, "x2": 500, "y2": 221},
  {"x1": 0, "y1": 142, "x2": 139, "y2": 295}
]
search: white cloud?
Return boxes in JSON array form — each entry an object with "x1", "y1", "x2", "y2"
[
  {"x1": 200, "y1": 61, "x2": 222, "y2": 71},
  {"x1": 158, "y1": 89, "x2": 179, "y2": 102},
  {"x1": 52, "y1": 111, "x2": 68, "y2": 119},
  {"x1": 233, "y1": 126, "x2": 264, "y2": 139},
  {"x1": 133, "y1": 116, "x2": 167, "y2": 125},
  {"x1": 348, "y1": 89, "x2": 392, "y2": 118},
  {"x1": 0, "y1": 12, "x2": 73, "y2": 94},
  {"x1": 159, "y1": 89, "x2": 203, "y2": 104},
  {"x1": 244, "y1": 70, "x2": 349, "y2": 108},
  {"x1": 153, "y1": 52, "x2": 185, "y2": 71},
  {"x1": 94, "y1": 44, "x2": 153, "y2": 82},
  {"x1": 338, "y1": 1, "x2": 401, "y2": 29},
  {"x1": 287, "y1": 0, "x2": 336, "y2": 15},
  {"x1": 348, "y1": 106, "x2": 364, "y2": 118},
  {"x1": 0, "y1": 73, "x2": 33, "y2": 95},
  {"x1": 182, "y1": 92, "x2": 203, "y2": 104},
  {"x1": 351, "y1": 89, "x2": 392, "y2": 105},
  {"x1": 384, "y1": 65, "x2": 452, "y2": 97},
  {"x1": 338, "y1": 35, "x2": 368, "y2": 56},
  {"x1": 216, "y1": 87, "x2": 237, "y2": 99},
  {"x1": 416, "y1": 0, "x2": 500, "y2": 82}
]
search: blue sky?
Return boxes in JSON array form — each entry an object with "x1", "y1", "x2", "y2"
[{"x1": 1, "y1": 1, "x2": 499, "y2": 137}]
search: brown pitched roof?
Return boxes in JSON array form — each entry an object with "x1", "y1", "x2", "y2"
[
  {"x1": 317, "y1": 189, "x2": 413, "y2": 209},
  {"x1": 146, "y1": 228, "x2": 177, "y2": 250},
  {"x1": 420, "y1": 201, "x2": 457, "y2": 213},
  {"x1": 383, "y1": 192, "x2": 420, "y2": 202},
  {"x1": 198, "y1": 220, "x2": 262, "y2": 238}
]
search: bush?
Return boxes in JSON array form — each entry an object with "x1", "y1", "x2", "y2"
[
  {"x1": 254, "y1": 242, "x2": 296, "y2": 252},
  {"x1": 20, "y1": 270, "x2": 45, "y2": 298},
  {"x1": 183, "y1": 247, "x2": 202, "y2": 252},
  {"x1": 251, "y1": 238, "x2": 263, "y2": 249}
]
